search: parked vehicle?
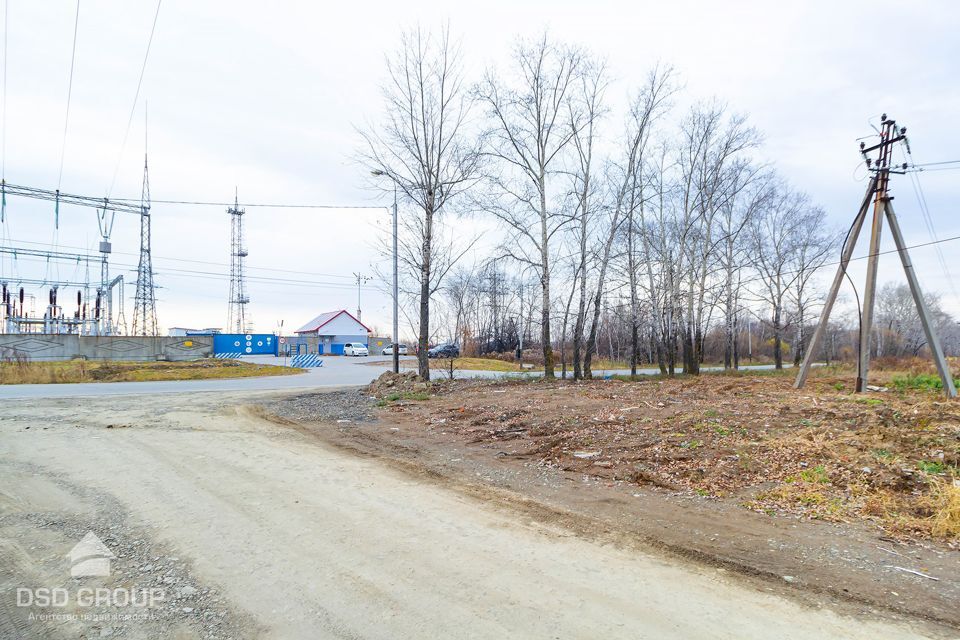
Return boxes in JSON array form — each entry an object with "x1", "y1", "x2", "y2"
[
  {"x1": 427, "y1": 343, "x2": 460, "y2": 358},
  {"x1": 381, "y1": 343, "x2": 409, "y2": 356},
  {"x1": 343, "y1": 342, "x2": 369, "y2": 356}
]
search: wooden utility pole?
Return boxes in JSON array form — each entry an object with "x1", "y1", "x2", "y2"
[{"x1": 795, "y1": 115, "x2": 957, "y2": 397}]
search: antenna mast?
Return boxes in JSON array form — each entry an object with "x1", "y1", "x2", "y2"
[
  {"x1": 131, "y1": 150, "x2": 157, "y2": 336},
  {"x1": 227, "y1": 190, "x2": 249, "y2": 333}
]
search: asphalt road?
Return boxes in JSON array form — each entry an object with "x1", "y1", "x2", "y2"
[
  {"x1": 0, "y1": 355, "x2": 790, "y2": 399},
  {"x1": 0, "y1": 355, "x2": 399, "y2": 399}
]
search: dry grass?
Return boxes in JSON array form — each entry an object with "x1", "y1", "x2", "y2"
[
  {"x1": 930, "y1": 479, "x2": 960, "y2": 539},
  {"x1": 0, "y1": 359, "x2": 302, "y2": 384},
  {"x1": 381, "y1": 362, "x2": 960, "y2": 543}
]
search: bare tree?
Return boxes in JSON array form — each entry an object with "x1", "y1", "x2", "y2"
[
  {"x1": 675, "y1": 102, "x2": 760, "y2": 374},
  {"x1": 617, "y1": 65, "x2": 675, "y2": 377},
  {"x1": 638, "y1": 143, "x2": 677, "y2": 374},
  {"x1": 788, "y1": 205, "x2": 833, "y2": 365},
  {"x1": 476, "y1": 34, "x2": 585, "y2": 378},
  {"x1": 360, "y1": 26, "x2": 482, "y2": 380},
  {"x1": 561, "y1": 59, "x2": 611, "y2": 379},
  {"x1": 748, "y1": 182, "x2": 817, "y2": 369},
  {"x1": 875, "y1": 282, "x2": 954, "y2": 358},
  {"x1": 718, "y1": 169, "x2": 768, "y2": 369}
]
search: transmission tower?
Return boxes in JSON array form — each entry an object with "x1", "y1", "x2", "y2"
[
  {"x1": 227, "y1": 192, "x2": 249, "y2": 333},
  {"x1": 131, "y1": 153, "x2": 158, "y2": 336},
  {"x1": 795, "y1": 114, "x2": 956, "y2": 397}
]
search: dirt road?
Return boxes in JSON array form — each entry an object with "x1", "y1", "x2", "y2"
[{"x1": 0, "y1": 391, "x2": 950, "y2": 639}]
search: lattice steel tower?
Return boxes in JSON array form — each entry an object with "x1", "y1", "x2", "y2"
[
  {"x1": 131, "y1": 153, "x2": 158, "y2": 336},
  {"x1": 227, "y1": 192, "x2": 249, "y2": 333}
]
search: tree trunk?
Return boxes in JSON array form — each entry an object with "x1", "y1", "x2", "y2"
[
  {"x1": 560, "y1": 275, "x2": 579, "y2": 380},
  {"x1": 417, "y1": 209, "x2": 434, "y2": 380},
  {"x1": 684, "y1": 289, "x2": 700, "y2": 375},
  {"x1": 733, "y1": 315, "x2": 740, "y2": 369},
  {"x1": 627, "y1": 213, "x2": 639, "y2": 378},
  {"x1": 793, "y1": 307, "x2": 805, "y2": 367},
  {"x1": 573, "y1": 257, "x2": 587, "y2": 380},
  {"x1": 539, "y1": 181, "x2": 555, "y2": 378},
  {"x1": 773, "y1": 304, "x2": 783, "y2": 370},
  {"x1": 583, "y1": 209, "x2": 623, "y2": 378}
]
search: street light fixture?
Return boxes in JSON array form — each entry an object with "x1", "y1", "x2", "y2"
[{"x1": 372, "y1": 169, "x2": 400, "y2": 374}]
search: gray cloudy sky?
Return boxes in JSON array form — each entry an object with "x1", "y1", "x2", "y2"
[{"x1": 2, "y1": 0, "x2": 958, "y2": 335}]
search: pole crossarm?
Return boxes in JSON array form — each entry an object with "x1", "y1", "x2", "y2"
[{"x1": 1, "y1": 181, "x2": 147, "y2": 215}]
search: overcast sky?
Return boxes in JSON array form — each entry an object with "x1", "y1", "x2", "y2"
[{"x1": 1, "y1": 0, "x2": 958, "y2": 336}]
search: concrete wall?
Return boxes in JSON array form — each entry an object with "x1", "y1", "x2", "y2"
[
  {"x1": 282, "y1": 335, "x2": 320, "y2": 355},
  {"x1": 0, "y1": 334, "x2": 213, "y2": 362},
  {"x1": 281, "y1": 333, "x2": 370, "y2": 356},
  {"x1": 368, "y1": 336, "x2": 395, "y2": 353}
]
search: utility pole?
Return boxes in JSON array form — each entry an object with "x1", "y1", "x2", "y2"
[
  {"x1": 353, "y1": 272, "x2": 371, "y2": 322},
  {"x1": 795, "y1": 114, "x2": 956, "y2": 397},
  {"x1": 227, "y1": 191, "x2": 249, "y2": 334},
  {"x1": 371, "y1": 169, "x2": 401, "y2": 373},
  {"x1": 516, "y1": 282, "x2": 524, "y2": 362},
  {"x1": 391, "y1": 187, "x2": 399, "y2": 373},
  {"x1": 132, "y1": 152, "x2": 158, "y2": 336}
]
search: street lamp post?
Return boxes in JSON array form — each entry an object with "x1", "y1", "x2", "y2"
[{"x1": 372, "y1": 170, "x2": 400, "y2": 374}]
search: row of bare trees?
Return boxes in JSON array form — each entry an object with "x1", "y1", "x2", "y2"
[{"x1": 360, "y1": 27, "x2": 844, "y2": 379}]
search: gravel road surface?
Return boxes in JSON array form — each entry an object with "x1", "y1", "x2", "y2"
[{"x1": 0, "y1": 389, "x2": 948, "y2": 639}]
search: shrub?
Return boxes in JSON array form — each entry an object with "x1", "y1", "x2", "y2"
[{"x1": 891, "y1": 373, "x2": 960, "y2": 393}]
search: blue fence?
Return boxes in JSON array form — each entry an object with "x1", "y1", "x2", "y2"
[{"x1": 213, "y1": 334, "x2": 277, "y2": 356}]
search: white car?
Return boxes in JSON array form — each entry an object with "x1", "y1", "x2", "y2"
[
  {"x1": 343, "y1": 342, "x2": 369, "y2": 356},
  {"x1": 381, "y1": 343, "x2": 409, "y2": 355}
]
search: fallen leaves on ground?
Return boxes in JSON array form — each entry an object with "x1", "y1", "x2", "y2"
[{"x1": 378, "y1": 366, "x2": 960, "y2": 544}]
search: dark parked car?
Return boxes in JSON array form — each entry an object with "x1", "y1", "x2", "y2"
[{"x1": 427, "y1": 343, "x2": 460, "y2": 358}]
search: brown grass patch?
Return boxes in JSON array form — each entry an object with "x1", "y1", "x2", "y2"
[
  {"x1": 0, "y1": 359, "x2": 302, "y2": 384},
  {"x1": 378, "y1": 365, "x2": 960, "y2": 543}
]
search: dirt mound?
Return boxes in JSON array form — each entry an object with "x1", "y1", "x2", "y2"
[{"x1": 366, "y1": 370, "x2": 429, "y2": 397}]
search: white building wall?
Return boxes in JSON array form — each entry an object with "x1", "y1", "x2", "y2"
[{"x1": 318, "y1": 313, "x2": 367, "y2": 337}]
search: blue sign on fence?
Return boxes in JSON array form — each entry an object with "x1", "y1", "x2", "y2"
[{"x1": 213, "y1": 334, "x2": 276, "y2": 356}]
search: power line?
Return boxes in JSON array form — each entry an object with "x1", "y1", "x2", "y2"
[
  {"x1": 106, "y1": 0, "x2": 161, "y2": 198},
  {"x1": 8, "y1": 230, "x2": 960, "y2": 296},
  {"x1": 4, "y1": 180, "x2": 387, "y2": 212},
  {"x1": 605, "y1": 233, "x2": 960, "y2": 299},
  {"x1": 109, "y1": 197, "x2": 385, "y2": 209},
  {"x1": 909, "y1": 159, "x2": 960, "y2": 168},
  {"x1": 57, "y1": 0, "x2": 80, "y2": 192},
  {"x1": 2, "y1": 0, "x2": 7, "y2": 182},
  {"x1": 900, "y1": 144, "x2": 960, "y2": 304},
  {"x1": 909, "y1": 166, "x2": 960, "y2": 173},
  {"x1": 0, "y1": 251, "x2": 377, "y2": 290},
  {"x1": 0, "y1": 238, "x2": 356, "y2": 279}
]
